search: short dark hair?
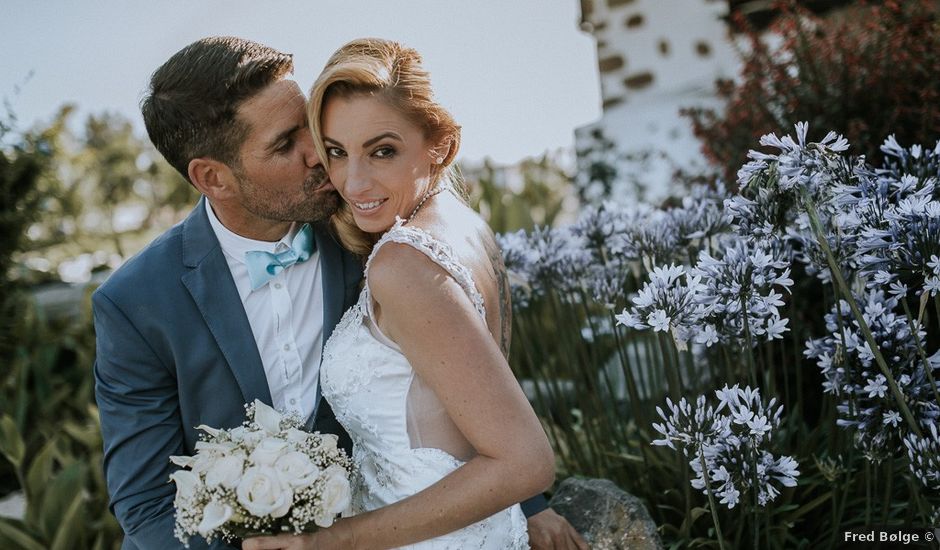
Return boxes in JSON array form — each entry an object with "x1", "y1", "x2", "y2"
[{"x1": 141, "y1": 36, "x2": 294, "y2": 182}]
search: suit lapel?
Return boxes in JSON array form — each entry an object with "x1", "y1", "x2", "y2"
[
  {"x1": 180, "y1": 199, "x2": 272, "y2": 406},
  {"x1": 307, "y1": 226, "x2": 349, "y2": 427},
  {"x1": 316, "y1": 226, "x2": 347, "y2": 350}
]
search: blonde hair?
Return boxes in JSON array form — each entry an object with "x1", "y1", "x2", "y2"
[{"x1": 308, "y1": 38, "x2": 463, "y2": 256}]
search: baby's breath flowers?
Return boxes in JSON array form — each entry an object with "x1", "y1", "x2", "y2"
[{"x1": 169, "y1": 400, "x2": 353, "y2": 546}]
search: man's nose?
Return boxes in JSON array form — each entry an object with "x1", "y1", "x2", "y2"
[{"x1": 299, "y1": 130, "x2": 320, "y2": 168}]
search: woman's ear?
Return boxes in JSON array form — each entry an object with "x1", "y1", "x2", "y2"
[{"x1": 428, "y1": 137, "x2": 453, "y2": 167}]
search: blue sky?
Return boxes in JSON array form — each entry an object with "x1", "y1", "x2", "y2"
[{"x1": 1, "y1": 1, "x2": 601, "y2": 164}]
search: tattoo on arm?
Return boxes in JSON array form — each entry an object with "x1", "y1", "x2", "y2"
[{"x1": 483, "y1": 234, "x2": 512, "y2": 357}]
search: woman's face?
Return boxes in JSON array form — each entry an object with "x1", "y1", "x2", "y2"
[{"x1": 321, "y1": 94, "x2": 439, "y2": 234}]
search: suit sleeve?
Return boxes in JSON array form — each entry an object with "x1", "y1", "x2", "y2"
[
  {"x1": 93, "y1": 289, "x2": 227, "y2": 550},
  {"x1": 520, "y1": 493, "x2": 549, "y2": 518}
]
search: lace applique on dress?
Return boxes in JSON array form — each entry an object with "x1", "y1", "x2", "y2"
[{"x1": 362, "y1": 217, "x2": 487, "y2": 323}]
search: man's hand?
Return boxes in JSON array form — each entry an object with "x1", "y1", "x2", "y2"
[{"x1": 527, "y1": 508, "x2": 589, "y2": 550}]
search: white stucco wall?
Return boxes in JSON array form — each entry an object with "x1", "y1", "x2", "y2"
[{"x1": 575, "y1": 0, "x2": 740, "y2": 201}]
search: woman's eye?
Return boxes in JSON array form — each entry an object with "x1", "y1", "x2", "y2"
[
  {"x1": 326, "y1": 147, "x2": 346, "y2": 159},
  {"x1": 373, "y1": 146, "x2": 396, "y2": 159}
]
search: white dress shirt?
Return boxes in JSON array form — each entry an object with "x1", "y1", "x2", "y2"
[{"x1": 206, "y1": 203, "x2": 324, "y2": 420}]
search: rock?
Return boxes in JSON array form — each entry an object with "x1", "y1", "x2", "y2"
[{"x1": 549, "y1": 477, "x2": 663, "y2": 550}]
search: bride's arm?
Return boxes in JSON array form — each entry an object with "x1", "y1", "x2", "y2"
[
  {"x1": 350, "y1": 243, "x2": 555, "y2": 547},
  {"x1": 247, "y1": 242, "x2": 555, "y2": 550}
]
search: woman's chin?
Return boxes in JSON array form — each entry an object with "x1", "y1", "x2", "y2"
[{"x1": 352, "y1": 212, "x2": 394, "y2": 235}]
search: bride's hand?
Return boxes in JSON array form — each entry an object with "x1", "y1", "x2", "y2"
[
  {"x1": 242, "y1": 533, "x2": 316, "y2": 550},
  {"x1": 242, "y1": 529, "x2": 348, "y2": 550}
]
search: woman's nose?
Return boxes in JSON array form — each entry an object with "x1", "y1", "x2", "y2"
[{"x1": 344, "y1": 159, "x2": 371, "y2": 196}]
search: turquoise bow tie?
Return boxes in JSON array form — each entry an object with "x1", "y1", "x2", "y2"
[{"x1": 245, "y1": 224, "x2": 315, "y2": 290}]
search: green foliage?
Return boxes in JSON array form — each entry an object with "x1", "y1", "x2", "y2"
[
  {"x1": 0, "y1": 109, "x2": 126, "y2": 548},
  {"x1": 464, "y1": 153, "x2": 576, "y2": 233},
  {"x1": 11, "y1": 105, "x2": 197, "y2": 284},
  {"x1": 0, "y1": 289, "x2": 122, "y2": 550}
]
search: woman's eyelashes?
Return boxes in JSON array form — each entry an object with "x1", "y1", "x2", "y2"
[
  {"x1": 326, "y1": 146, "x2": 346, "y2": 159},
  {"x1": 372, "y1": 145, "x2": 396, "y2": 159},
  {"x1": 326, "y1": 145, "x2": 397, "y2": 160}
]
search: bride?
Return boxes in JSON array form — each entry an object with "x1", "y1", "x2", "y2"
[{"x1": 244, "y1": 38, "x2": 556, "y2": 549}]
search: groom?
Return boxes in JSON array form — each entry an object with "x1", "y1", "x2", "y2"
[{"x1": 94, "y1": 36, "x2": 584, "y2": 550}]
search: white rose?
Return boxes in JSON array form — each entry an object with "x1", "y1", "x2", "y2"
[
  {"x1": 236, "y1": 466, "x2": 293, "y2": 518},
  {"x1": 253, "y1": 400, "x2": 283, "y2": 434},
  {"x1": 284, "y1": 428, "x2": 310, "y2": 446},
  {"x1": 169, "y1": 470, "x2": 201, "y2": 504},
  {"x1": 194, "y1": 440, "x2": 237, "y2": 455},
  {"x1": 205, "y1": 454, "x2": 245, "y2": 490},
  {"x1": 274, "y1": 451, "x2": 320, "y2": 489},
  {"x1": 197, "y1": 500, "x2": 233, "y2": 537},
  {"x1": 231, "y1": 427, "x2": 265, "y2": 447},
  {"x1": 192, "y1": 441, "x2": 239, "y2": 475},
  {"x1": 249, "y1": 438, "x2": 289, "y2": 466},
  {"x1": 316, "y1": 465, "x2": 351, "y2": 527}
]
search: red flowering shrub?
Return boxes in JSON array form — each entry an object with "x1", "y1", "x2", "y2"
[{"x1": 685, "y1": 0, "x2": 940, "y2": 185}]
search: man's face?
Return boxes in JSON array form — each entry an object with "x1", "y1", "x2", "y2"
[{"x1": 231, "y1": 78, "x2": 340, "y2": 224}]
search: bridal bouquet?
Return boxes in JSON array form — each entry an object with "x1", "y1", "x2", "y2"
[{"x1": 169, "y1": 400, "x2": 354, "y2": 546}]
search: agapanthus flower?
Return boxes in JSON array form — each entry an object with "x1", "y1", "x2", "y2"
[
  {"x1": 904, "y1": 423, "x2": 940, "y2": 491},
  {"x1": 496, "y1": 226, "x2": 589, "y2": 307},
  {"x1": 804, "y1": 289, "x2": 940, "y2": 462},
  {"x1": 690, "y1": 237, "x2": 794, "y2": 346},
  {"x1": 666, "y1": 182, "x2": 733, "y2": 246},
  {"x1": 653, "y1": 385, "x2": 799, "y2": 510},
  {"x1": 729, "y1": 123, "x2": 858, "y2": 283},
  {"x1": 569, "y1": 202, "x2": 644, "y2": 304},
  {"x1": 615, "y1": 263, "x2": 707, "y2": 347}
]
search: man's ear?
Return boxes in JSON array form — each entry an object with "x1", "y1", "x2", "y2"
[{"x1": 188, "y1": 157, "x2": 236, "y2": 200}]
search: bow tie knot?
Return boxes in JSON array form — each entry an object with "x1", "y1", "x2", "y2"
[{"x1": 245, "y1": 224, "x2": 315, "y2": 290}]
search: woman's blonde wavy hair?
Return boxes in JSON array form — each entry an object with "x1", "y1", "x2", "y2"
[{"x1": 308, "y1": 38, "x2": 464, "y2": 256}]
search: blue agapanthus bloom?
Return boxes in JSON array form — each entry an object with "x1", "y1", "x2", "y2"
[
  {"x1": 652, "y1": 385, "x2": 799, "y2": 509},
  {"x1": 804, "y1": 289, "x2": 940, "y2": 462},
  {"x1": 690, "y1": 236, "x2": 794, "y2": 347},
  {"x1": 904, "y1": 423, "x2": 940, "y2": 491}
]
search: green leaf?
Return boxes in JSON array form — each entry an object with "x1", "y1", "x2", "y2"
[
  {"x1": 62, "y1": 421, "x2": 99, "y2": 450},
  {"x1": 0, "y1": 415, "x2": 25, "y2": 469},
  {"x1": 49, "y1": 492, "x2": 85, "y2": 550},
  {"x1": 26, "y1": 437, "x2": 57, "y2": 500},
  {"x1": 690, "y1": 506, "x2": 710, "y2": 523},
  {"x1": 0, "y1": 520, "x2": 45, "y2": 550},
  {"x1": 39, "y1": 462, "x2": 86, "y2": 540},
  {"x1": 784, "y1": 490, "x2": 833, "y2": 522}
]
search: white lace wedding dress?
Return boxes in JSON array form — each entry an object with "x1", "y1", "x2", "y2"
[{"x1": 320, "y1": 220, "x2": 529, "y2": 549}]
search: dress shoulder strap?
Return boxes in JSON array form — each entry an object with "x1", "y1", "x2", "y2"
[{"x1": 363, "y1": 217, "x2": 487, "y2": 322}]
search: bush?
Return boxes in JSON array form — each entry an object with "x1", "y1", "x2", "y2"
[{"x1": 685, "y1": 0, "x2": 940, "y2": 185}]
